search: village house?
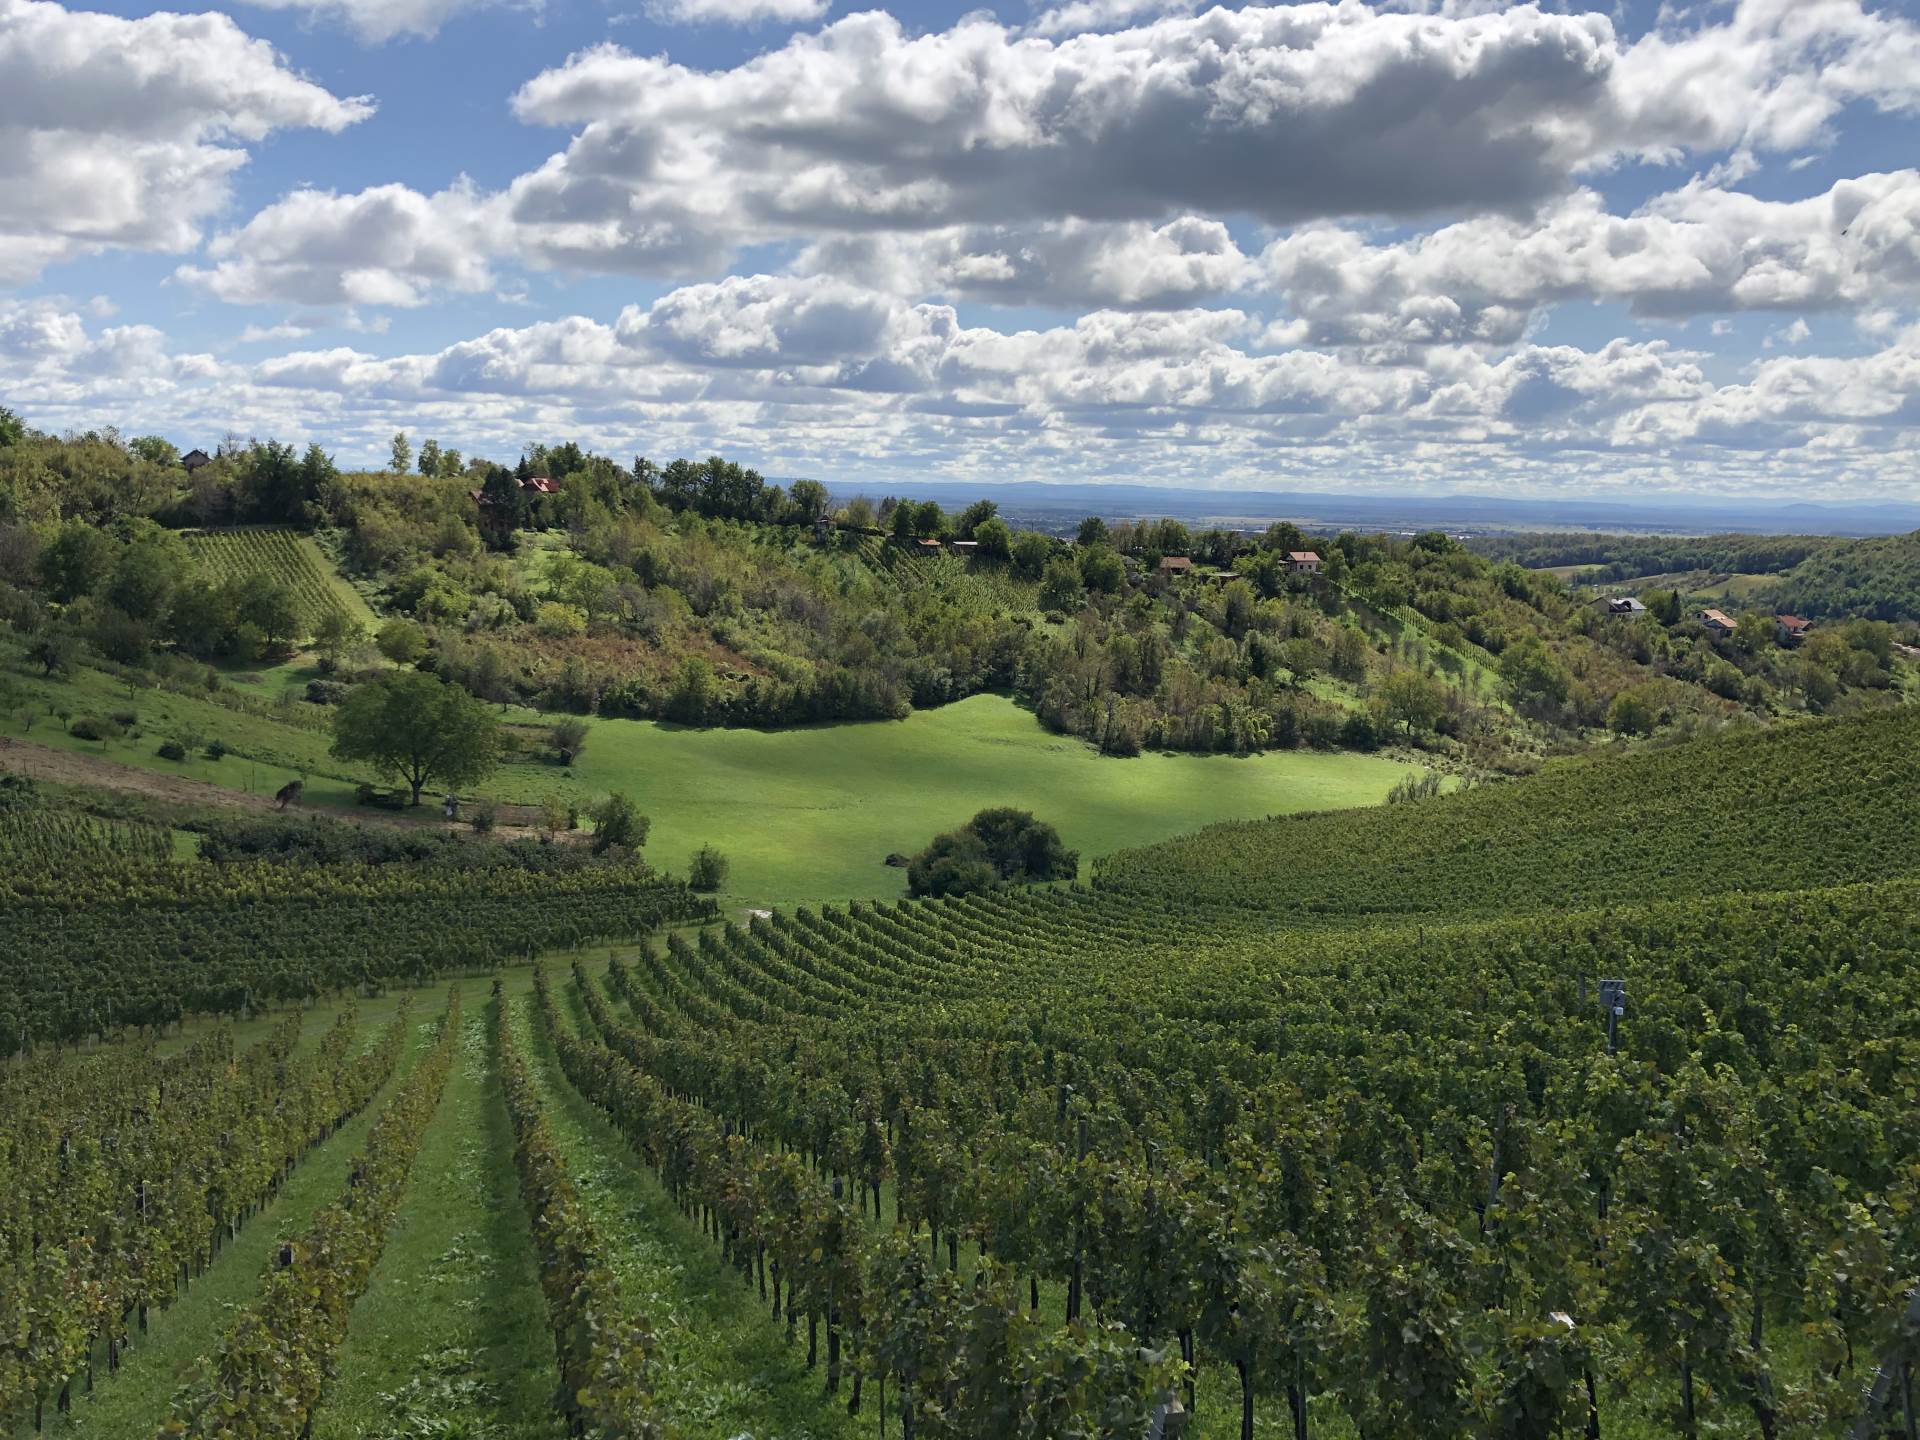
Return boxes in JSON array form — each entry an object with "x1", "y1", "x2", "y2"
[
  {"x1": 181, "y1": 448, "x2": 212, "y2": 474},
  {"x1": 1774, "y1": 614, "x2": 1813, "y2": 645},
  {"x1": 1285, "y1": 550, "x2": 1322, "y2": 574},
  {"x1": 1700, "y1": 608, "x2": 1737, "y2": 637},
  {"x1": 1158, "y1": 555, "x2": 1194, "y2": 576}
]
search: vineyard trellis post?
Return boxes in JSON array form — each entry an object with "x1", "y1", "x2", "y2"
[
  {"x1": 1854, "y1": 1289, "x2": 1920, "y2": 1440},
  {"x1": 1598, "y1": 979, "x2": 1625, "y2": 1055}
]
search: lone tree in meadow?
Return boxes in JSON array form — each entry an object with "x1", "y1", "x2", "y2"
[
  {"x1": 331, "y1": 672, "x2": 499, "y2": 806},
  {"x1": 907, "y1": 807, "x2": 1077, "y2": 898}
]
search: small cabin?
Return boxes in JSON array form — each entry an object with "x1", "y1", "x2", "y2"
[
  {"x1": 1774, "y1": 614, "x2": 1812, "y2": 645},
  {"x1": 181, "y1": 448, "x2": 212, "y2": 473},
  {"x1": 1700, "y1": 608, "x2": 1737, "y2": 637},
  {"x1": 520, "y1": 476, "x2": 561, "y2": 496},
  {"x1": 1158, "y1": 556, "x2": 1193, "y2": 576},
  {"x1": 915, "y1": 537, "x2": 944, "y2": 552},
  {"x1": 1285, "y1": 550, "x2": 1322, "y2": 574},
  {"x1": 1599, "y1": 596, "x2": 1647, "y2": 617},
  {"x1": 949, "y1": 540, "x2": 979, "y2": 555}
]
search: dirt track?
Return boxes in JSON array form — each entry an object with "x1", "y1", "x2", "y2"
[
  {"x1": 0, "y1": 736, "x2": 292, "y2": 814},
  {"x1": 0, "y1": 736, "x2": 578, "y2": 845}
]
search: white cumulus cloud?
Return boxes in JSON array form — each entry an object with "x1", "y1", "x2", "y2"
[
  {"x1": 178, "y1": 181, "x2": 502, "y2": 308},
  {"x1": 0, "y1": 0, "x2": 370, "y2": 282}
]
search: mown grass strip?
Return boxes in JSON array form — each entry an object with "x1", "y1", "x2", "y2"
[{"x1": 309, "y1": 1002, "x2": 564, "y2": 1440}]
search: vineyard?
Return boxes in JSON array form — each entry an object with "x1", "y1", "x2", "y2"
[
  {"x1": 1095, "y1": 705, "x2": 1920, "y2": 918},
  {"x1": 183, "y1": 528, "x2": 373, "y2": 640},
  {"x1": 3, "y1": 708, "x2": 1919, "y2": 1437}
]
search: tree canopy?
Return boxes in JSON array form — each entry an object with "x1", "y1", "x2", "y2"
[
  {"x1": 907, "y1": 808, "x2": 1078, "y2": 898},
  {"x1": 330, "y1": 672, "x2": 500, "y2": 805}
]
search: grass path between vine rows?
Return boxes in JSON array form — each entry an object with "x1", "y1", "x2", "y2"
[
  {"x1": 39, "y1": 1015, "x2": 429, "y2": 1440},
  {"x1": 511, "y1": 980, "x2": 864, "y2": 1440},
  {"x1": 309, "y1": 997, "x2": 565, "y2": 1440}
]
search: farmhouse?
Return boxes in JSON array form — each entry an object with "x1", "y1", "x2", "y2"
[
  {"x1": 1700, "y1": 608, "x2": 1737, "y2": 637},
  {"x1": 181, "y1": 448, "x2": 212, "y2": 473},
  {"x1": 1599, "y1": 596, "x2": 1648, "y2": 616},
  {"x1": 1158, "y1": 555, "x2": 1193, "y2": 576},
  {"x1": 1285, "y1": 550, "x2": 1322, "y2": 574},
  {"x1": 1775, "y1": 614, "x2": 1813, "y2": 645}
]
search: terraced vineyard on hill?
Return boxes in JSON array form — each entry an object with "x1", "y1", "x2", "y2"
[
  {"x1": 184, "y1": 527, "x2": 373, "y2": 639},
  {"x1": 5, "y1": 707, "x2": 1920, "y2": 1437},
  {"x1": 1095, "y1": 707, "x2": 1920, "y2": 918}
]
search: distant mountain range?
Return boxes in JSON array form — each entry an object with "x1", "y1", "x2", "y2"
[{"x1": 800, "y1": 479, "x2": 1920, "y2": 538}]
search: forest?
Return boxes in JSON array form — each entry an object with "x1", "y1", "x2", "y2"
[{"x1": 2, "y1": 416, "x2": 1913, "y2": 781}]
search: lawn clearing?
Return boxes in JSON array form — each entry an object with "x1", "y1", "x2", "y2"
[
  {"x1": 1, "y1": 633, "x2": 1420, "y2": 910},
  {"x1": 561, "y1": 692, "x2": 1421, "y2": 908}
]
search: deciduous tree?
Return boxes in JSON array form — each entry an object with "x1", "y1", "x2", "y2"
[{"x1": 331, "y1": 672, "x2": 499, "y2": 806}]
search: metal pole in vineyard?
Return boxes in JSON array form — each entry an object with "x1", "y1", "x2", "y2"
[{"x1": 1598, "y1": 979, "x2": 1625, "y2": 1056}]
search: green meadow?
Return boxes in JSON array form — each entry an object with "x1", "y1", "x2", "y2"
[
  {"x1": 562, "y1": 694, "x2": 1418, "y2": 907},
  {"x1": 0, "y1": 635, "x2": 1417, "y2": 909}
]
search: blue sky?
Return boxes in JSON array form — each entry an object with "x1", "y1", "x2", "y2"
[{"x1": 5, "y1": 0, "x2": 1920, "y2": 495}]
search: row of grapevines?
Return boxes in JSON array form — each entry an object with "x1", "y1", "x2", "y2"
[
  {"x1": 491, "y1": 985, "x2": 666, "y2": 1437},
  {"x1": 184, "y1": 528, "x2": 361, "y2": 638},
  {"x1": 0, "y1": 1004, "x2": 409, "y2": 1431},
  {"x1": 0, "y1": 875, "x2": 711, "y2": 1047},
  {"x1": 573, "y1": 876, "x2": 1920, "y2": 1438},
  {"x1": 541, "y1": 964, "x2": 1187, "y2": 1439},
  {"x1": 1093, "y1": 705, "x2": 1920, "y2": 917},
  {"x1": 160, "y1": 989, "x2": 461, "y2": 1440}
]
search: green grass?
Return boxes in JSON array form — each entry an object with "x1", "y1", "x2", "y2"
[
  {"x1": 1, "y1": 639, "x2": 1418, "y2": 909},
  {"x1": 310, "y1": 1001, "x2": 564, "y2": 1440},
  {"x1": 559, "y1": 694, "x2": 1419, "y2": 908}
]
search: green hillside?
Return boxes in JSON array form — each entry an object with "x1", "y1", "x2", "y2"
[{"x1": 1095, "y1": 706, "x2": 1920, "y2": 917}]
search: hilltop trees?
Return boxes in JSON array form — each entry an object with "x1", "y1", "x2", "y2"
[{"x1": 331, "y1": 672, "x2": 500, "y2": 806}]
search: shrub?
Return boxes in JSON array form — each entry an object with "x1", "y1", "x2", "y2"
[
  {"x1": 1386, "y1": 771, "x2": 1445, "y2": 805},
  {"x1": 589, "y1": 793, "x2": 649, "y2": 855},
  {"x1": 549, "y1": 717, "x2": 590, "y2": 766},
  {"x1": 470, "y1": 798, "x2": 498, "y2": 834},
  {"x1": 68, "y1": 715, "x2": 123, "y2": 741},
  {"x1": 688, "y1": 844, "x2": 729, "y2": 891},
  {"x1": 109, "y1": 709, "x2": 138, "y2": 728},
  {"x1": 907, "y1": 808, "x2": 1077, "y2": 898},
  {"x1": 204, "y1": 738, "x2": 229, "y2": 760},
  {"x1": 157, "y1": 739, "x2": 188, "y2": 761},
  {"x1": 305, "y1": 679, "x2": 349, "y2": 706}
]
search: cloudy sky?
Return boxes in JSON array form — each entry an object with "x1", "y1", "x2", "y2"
[{"x1": 4, "y1": 0, "x2": 1920, "y2": 496}]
